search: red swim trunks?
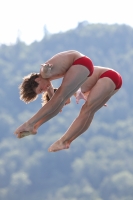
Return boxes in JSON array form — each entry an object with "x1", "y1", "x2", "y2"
[
  {"x1": 99, "y1": 70, "x2": 122, "y2": 90},
  {"x1": 72, "y1": 56, "x2": 94, "y2": 77}
]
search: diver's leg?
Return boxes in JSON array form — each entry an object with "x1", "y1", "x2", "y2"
[{"x1": 48, "y1": 77, "x2": 117, "y2": 152}]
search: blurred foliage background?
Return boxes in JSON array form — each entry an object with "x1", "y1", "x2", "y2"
[{"x1": 0, "y1": 22, "x2": 133, "y2": 200}]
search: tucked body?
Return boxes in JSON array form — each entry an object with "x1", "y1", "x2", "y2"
[{"x1": 15, "y1": 50, "x2": 94, "y2": 137}]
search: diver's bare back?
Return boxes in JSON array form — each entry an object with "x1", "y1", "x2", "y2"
[{"x1": 45, "y1": 50, "x2": 85, "y2": 79}]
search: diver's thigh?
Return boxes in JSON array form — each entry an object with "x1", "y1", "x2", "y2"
[
  {"x1": 60, "y1": 65, "x2": 89, "y2": 96},
  {"x1": 86, "y1": 78, "x2": 115, "y2": 106}
]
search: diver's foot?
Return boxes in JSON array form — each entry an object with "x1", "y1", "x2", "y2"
[
  {"x1": 48, "y1": 139, "x2": 70, "y2": 152},
  {"x1": 17, "y1": 131, "x2": 36, "y2": 138}
]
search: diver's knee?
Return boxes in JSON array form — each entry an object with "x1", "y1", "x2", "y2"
[{"x1": 81, "y1": 103, "x2": 95, "y2": 117}]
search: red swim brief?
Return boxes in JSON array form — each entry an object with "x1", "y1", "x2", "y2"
[
  {"x1": 99, "y1": 70, "x2": 122, "y2": 90},
  {"x1": 72, "y1": 56, "x2": 94, "y2": 77}
]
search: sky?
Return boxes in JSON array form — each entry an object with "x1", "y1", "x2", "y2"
[{"x1": 0, "y1": 0, "x2": 133, "y2": 45}]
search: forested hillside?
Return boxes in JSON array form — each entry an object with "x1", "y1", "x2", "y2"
[{"x1": 0, "y1": 22, "x2": 133, "y2": 200}]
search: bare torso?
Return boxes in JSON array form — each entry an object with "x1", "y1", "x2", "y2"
[{"x1": 44, "y1": 50, "x2": 85, "y2": 80}]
